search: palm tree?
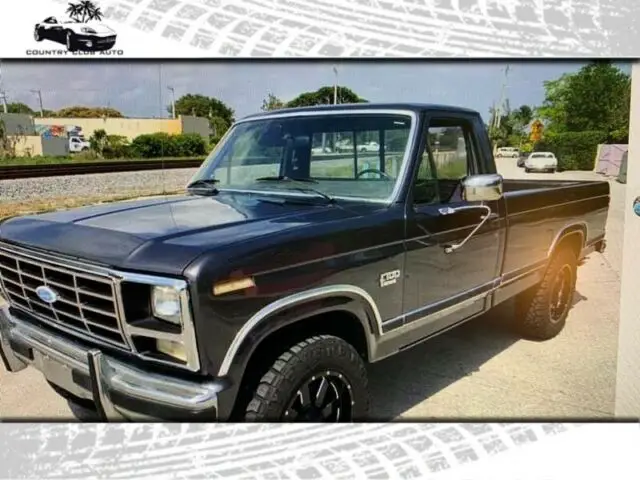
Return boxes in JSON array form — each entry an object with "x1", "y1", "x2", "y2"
[
  {"x1": 67, "y1": 1, "x2": 103, "y2": 22},
  {"x1": 65, "y1": 2, "x2": 83, "y2": 21}
]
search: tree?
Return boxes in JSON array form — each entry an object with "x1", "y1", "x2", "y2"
[
  {"x1": 286, "y1": 86, "x2": 367, "y2": 107},
  {"x1": 171, "y1": 94, "x2": 234, "y2": 124},
  {"x1": 537, "y1": 61, "x2": 631, "y2": 142},
  {"x1": 511, "y1": 105, "x2": 534, "y2": 132},
  {"x1": 55, "y1": 106, "x2": 124, "y2": 118},
  {"x1": 171, "y1": 94, "x2": 235, "y2": 141},
  {"x1": 261, "y1": 93, "x2": 285, "y2": 111},
  {"x1": 66, "y1": 1, "x2": 103, "y2": 22},
  {"x1": 4, "y1": 102, "x2": 34, "y2": 115}
]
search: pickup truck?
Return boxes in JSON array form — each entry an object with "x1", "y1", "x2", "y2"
[{"x1": 0, "y1": 103, "x2": 609, "y2": 422}]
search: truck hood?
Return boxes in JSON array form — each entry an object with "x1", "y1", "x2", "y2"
[{"x1": 0, "y1": 193, "x2": 349, "y2": 276}]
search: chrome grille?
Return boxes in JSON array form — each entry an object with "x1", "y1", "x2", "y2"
[{"x1": 0, "y1": 246, "x2": 129, "y2": 349}]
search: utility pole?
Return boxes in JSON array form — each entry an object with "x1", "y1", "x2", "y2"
[
  {"x1": 333, "y1": 65, "x2": 338, "y2": 104},
  {"x1": 0, "y1": 61, "x2": 7, "y2": 114},
  {"x1": 167, "y1": 86, "x2": 176, "y2": 119},
  {"x1": 494, "y1": 64, "x2": 510, "y2": 130},
  {"x1": 30, "y1": 89, "x2": 44, "y2": 117}
]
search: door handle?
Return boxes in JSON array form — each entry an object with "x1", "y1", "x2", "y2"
[{"x1": 439, "y1": 204, "x2": 493, "y2": 254}]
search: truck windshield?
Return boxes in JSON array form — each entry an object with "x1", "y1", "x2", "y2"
[{"x1": 190, "y1": 112, "x2": 415, "y2": 203}]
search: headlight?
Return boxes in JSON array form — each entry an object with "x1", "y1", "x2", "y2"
[
  {"x1": 81, "y1": 27, "x2": 97, "y2": 34},
  {"x1": 151, "y1": 286, "x2": 182, "y2": 324}
]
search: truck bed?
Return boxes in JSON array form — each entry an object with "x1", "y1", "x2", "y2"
[{"x1": 499, "y1": 178, "x2": 610, "y2": 293}]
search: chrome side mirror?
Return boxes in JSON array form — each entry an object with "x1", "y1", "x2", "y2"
[{"x1": 461, "y1": 174, "x2": 504, "y2": 202}]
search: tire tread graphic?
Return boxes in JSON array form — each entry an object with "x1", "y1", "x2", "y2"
[
  {"x1": 0, "y1": 423, "x2": 580, "y2": 478},
  {"x1": 46, "y1": 0, "x2": 635, "y2": 56}
]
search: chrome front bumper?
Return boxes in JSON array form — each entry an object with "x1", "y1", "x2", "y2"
[
  {"x1": 0, "y1": 308, "x2": 226, "y2": 420},
  {"x1": 525, "y1": 165, "x2": 556, "y2": 171}
]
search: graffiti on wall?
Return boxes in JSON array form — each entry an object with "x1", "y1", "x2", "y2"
[{"x1": 35, "y1": 124, "x2": 84, "y2": 138}]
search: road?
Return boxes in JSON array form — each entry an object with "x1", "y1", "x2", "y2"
[{"x1": 0, "y1": 158, "x2": 622, "y2": 419}]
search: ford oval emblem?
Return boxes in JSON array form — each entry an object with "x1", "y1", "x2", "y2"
[{"x1": 35, "y1": 286, "x2": 59, "y2": 304}]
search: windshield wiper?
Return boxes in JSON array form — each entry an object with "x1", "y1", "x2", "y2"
[
  {"x1": 254, "y1": 175, "x2": 319, "y2": 184},
  {"x1": 254, "y1": 176, "x2": 334, "y2": 203},
  {"x1": 186, "y1": 178, "x2": 220, "y2": 196}
]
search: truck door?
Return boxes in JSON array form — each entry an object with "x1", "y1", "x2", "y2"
[{"x1": 402, "y1": 113, "x2": 506, "y2": 337}]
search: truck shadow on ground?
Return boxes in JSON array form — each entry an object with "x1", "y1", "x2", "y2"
[
  {"x1": 367, "y1": 290, "x2": 587, "y2": 420},
  {"x1": 65, "y1": 291, "x2": 587, "y2": 422}
]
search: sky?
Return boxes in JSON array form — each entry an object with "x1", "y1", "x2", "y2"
[{"x1": 0, "y1": 61, "x2": 632, "y2": 123}]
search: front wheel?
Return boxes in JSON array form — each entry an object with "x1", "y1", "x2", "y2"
[
  {"x1": 66, "y1": 31, "x2": 78, "y2": 51},
  {"x1": 515, "y1": 248, "x2": 578, "y2": 340},
  {"x1": 245, "y1": 335, "x2": 370, "y2": 421},
  {"x1": 34, "y1": 27, "x2": 43, "y2": 42},
  {"x1": 524, "y1": 168, "x2": 530, "y2": 173}
]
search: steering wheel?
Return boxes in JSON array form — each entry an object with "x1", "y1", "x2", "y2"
[{"x1": 356, "y1": 169, "x2": 392, "y2": 180}]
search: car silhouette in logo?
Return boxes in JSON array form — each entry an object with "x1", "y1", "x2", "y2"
[
  {"x1": 33, "y1": 1, "x2": 116, "y2": 52},
  {"x1": 35, "y1": 286, "x2": 59, "y2": 304}
]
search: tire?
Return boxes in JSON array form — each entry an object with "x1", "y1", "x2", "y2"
[
  {"x1": 524, "y1": 168, "x2": 530, "y2": 173},
  {"x1": 66, "y1": 31, "x2": 77, "y2": 52},
  {"x1": 515, "y1": 248, "x2": 578, "y2": 340},
  {"x1": 245, "y1": 335, "x2": 370, "y2": 422},
  {"x1": 34, "y1": 28, "x2": 42, "y2": 42}
]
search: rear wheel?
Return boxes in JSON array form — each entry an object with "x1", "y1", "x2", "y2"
[
  {"x1": 245, "y1": 335, "x2": 370, "y2": 421},
  {"x1": 515, "y1": 248, "x2": 578, "y2": 340}
]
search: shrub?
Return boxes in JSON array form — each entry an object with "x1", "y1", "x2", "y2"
[
  {"x1": 130, "y1": 132, "x2": 207, "y2": 158},
  {"x1": 131, "y1": 133, "x2": 175, "y2": 158},
  {"x1": 172, "y1": 133, "x2": 208, "y2": 157},
  {"x1": 534, "y1": 131, "x2": 607, "y2": 171},
  {"x1": 102, "y1": 135, "x2": 132, "y2": 159}
]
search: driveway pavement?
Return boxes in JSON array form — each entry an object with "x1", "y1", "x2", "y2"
[{"x1": 0, "y1": 159, "x2": 623, "y2": 419}]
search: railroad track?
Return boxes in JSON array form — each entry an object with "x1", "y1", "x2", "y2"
[{"x1": 0, "y1": 159, "x2": 205, "y2": 180}]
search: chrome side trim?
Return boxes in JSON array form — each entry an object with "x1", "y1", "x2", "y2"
[
  {"x1": 546, "y1": 221, "x2": 588, "y2": 258},
  {"x1": 216, "y1": 284, "x2": 383, "y2": 378},
  {"x1": 384, "y1": 279, "x2": 496, "y2": 332},
  {"x1": 391, "y1": 290, "x2": 491, "y2": 337}
]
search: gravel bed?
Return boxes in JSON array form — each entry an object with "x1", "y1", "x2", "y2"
[{"x1": 0, "y1": 168, "x2": 199, "y2": 203}]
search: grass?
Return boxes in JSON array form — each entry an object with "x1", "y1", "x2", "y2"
[
  {"x1": 0, "y1": 188, "x2": 184, "y2": 221},
  {"x1": 0, "y1": 156, "x2": 205, "y2": 167}
]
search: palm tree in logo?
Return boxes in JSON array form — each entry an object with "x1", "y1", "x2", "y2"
[{"x1": 66, "y1": 1, "x2": 104, "y2": 23}]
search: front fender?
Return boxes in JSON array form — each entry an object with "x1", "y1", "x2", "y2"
[{"x1": 213, "y1": 285, "x2": 382, "y2": 419}]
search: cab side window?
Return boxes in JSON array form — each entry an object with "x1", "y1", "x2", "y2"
[{"x1": 413, "y1": 118, "x2": 478, "y2": 205}]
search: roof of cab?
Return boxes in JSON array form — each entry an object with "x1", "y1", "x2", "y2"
[{"x1": 241, "y1": 102, "x2": 480, "y2": 120}]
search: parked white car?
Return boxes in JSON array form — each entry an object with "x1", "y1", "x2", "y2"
[
  {"x1": 524, "y1": 152, "x2": 558, "y2": 173},
  {"x1": 358, "y1": 141, "x2": 380, "y2": 153},
  {"x1": 496, "y1": 147, "x2": 520, "y2": 158},
  {"x1": 34, "y1": 16, "x2": 117, "y2": 52},
  {"x1": 69, "y1": 136, "x2": 91, "y2": 153},
  {"x1": 311, "y1": 146, "x2": 332, "y2": 155}
]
